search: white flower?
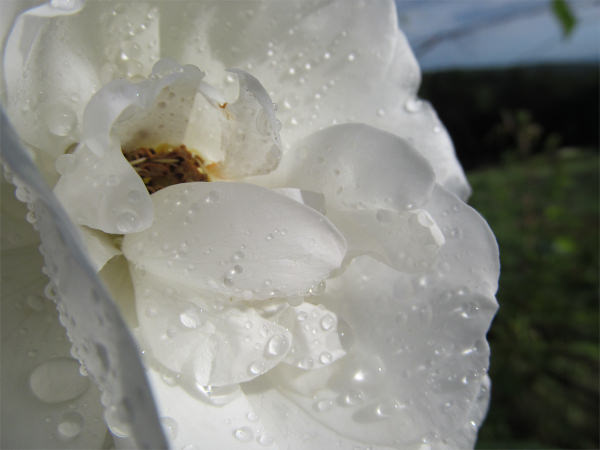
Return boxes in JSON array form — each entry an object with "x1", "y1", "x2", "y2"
[{"x1": 0, "y1": 1, "x2": 499, "y2": 450}]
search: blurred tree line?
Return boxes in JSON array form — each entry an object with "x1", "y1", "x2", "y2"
[{"x1": 420, "y1": 64, "x2": 599, "y2": 449}]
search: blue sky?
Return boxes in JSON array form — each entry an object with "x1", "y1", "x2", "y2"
[{"x1": 396, "y1": 0, "x2": 600, "y2": 71}]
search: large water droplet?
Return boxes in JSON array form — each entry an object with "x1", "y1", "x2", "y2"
[
  {"x1": 161, "y1": 416, "x2": 178, "y2": 440},
  {"x1": 248, "y1": 361, "x2": 264, "y2": 376},
  {"x1": 195, "y1": 383, "x2": 241, "y2": 406},
  {"x1": 313, "y1": 399, "x2": 334, "y2": 412},
  {"x1": 57, "y1": 411, "x2": 84, "y2": 440},
  {"x1": 265, "y1": 334, "x2": 288, "y2": 357},
  {"x1": 29, "y1": 358, "x2": 89, "y2": 403},
  {"x1": 104, "y1": 402, "x2": 132, "y2": 438}
]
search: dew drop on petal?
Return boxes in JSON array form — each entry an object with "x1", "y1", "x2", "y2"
[
  {"x1": 57, "y1": 411, "x2": 83, "y2": 440},
  {"x1": 313, "y1": 399, "x2": 334, "y2": 412},
  {"x1": 319, "y1": 351, "x2": 333, "y2": 365},
  {"x1": 320, "y1": 313, "x2": 336, "y2": 331},
  {"x1": 161, "y1": 417, "x2": 178, "y2": 440},
  {"x1": 205, "y1": 191, "x2": 220, "y2": 204},
  {"x1": 265, "y1": 334, "x2": 288, "y2": 357},
  {"x1": 179, "y1": 309, "x2": 200, "y2": 329},
  {"x1": 29, "y1": 357, "x2": 89, "y2": 403},
  {"x1": 257, "y1": 433, "x2": 274, "y2": 446},
  {"x1": 233, "y1": 426, "x2": 253, "y2": 442}
]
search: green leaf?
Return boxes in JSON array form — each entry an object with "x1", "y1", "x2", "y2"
[{"x1": 551, "y1": 0, "x2": 577, "y2": 37}]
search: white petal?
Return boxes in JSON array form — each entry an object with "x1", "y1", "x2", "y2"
[
  {"x1": 122, "y1": 182, "x2": 346, "y2": 300},
  {"x1": 146, "y1": 368, "x2": 275, "y2": 450},
  {"x1": 295, "y1": 255, "x2": 498, "y2": 447},
  {"x1": 53, "y1": 143, "x2": 153, "y2": 234},
  {"x1": 278, "y1": 123, "x2": 435, "y2": 212},
  {"x1": 243, "y1": 375, "x2": 399, "y2": 450},
  {"x1": 155, "y1": 0, "x2": 468, "y2": 196},
  {"x1": 3, "y1": 2, "x2": 160, "y2": 167},
  {"x1": 426, "y1": 185, "x2": 500, "y2": 297},
  {"x1": 1, "y1": 191, "x2": 106, "y2": 448},
  {"x1": 79, "y1": 226, "x2": 121, "y2": 271},
  {"x1": 275, "y1": 302, "x2": 345, "y2": 371},
  {"x1": 219, "y1": 70, "x2": 282, "y2": 179},
  {"x1": 328, "y1": 207, "x2": 445, "y2": 273},
  {"x1": 129, "y1": 268, "x2": 292, "y2": 387}
]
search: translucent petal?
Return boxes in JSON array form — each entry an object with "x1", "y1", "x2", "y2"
[
  {"x1": 218, "y1": 70, "x2": 282, "y2": 179},
  {"x1": 146, "y1": 368, "x2": 273, "y2": 449},
  {"x1": 122, "y1": 182, "x2": 346, "y2": 300},
  {"x1": 328, "y1": 207, "x2": 445, "y2": 273},
  {"x1": 130, "y1": 268, "x2": 292, "y2": 387},
  {"x1": 278, "y1": 123, "x2": 436, "y2": 212},
  {"x1": 426, "y1": 185, "x2": 500, "y2": 297}
]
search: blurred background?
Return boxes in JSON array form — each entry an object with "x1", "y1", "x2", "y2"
[{"x1": 397, "y1": 0, "x2": 599, "y2": 448}]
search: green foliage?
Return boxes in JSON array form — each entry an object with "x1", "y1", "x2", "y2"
[
  {"x1": 551, "y1": 0, "x2": 577, "y2": 37},
  {"x1": 470, "y1": 150, "x2": 599, "y2": 449}
]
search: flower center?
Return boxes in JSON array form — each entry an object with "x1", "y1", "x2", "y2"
[{"x1": 123, "y1": 143, "x2": 211, "y2": 193}]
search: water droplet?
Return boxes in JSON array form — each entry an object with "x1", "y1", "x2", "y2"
[
  {"x1": 116, "y1": 211, "x2": 138, "y2": 233},
  {"x1": 247, "y1": 411, "x2": 259, "y2": 422},
  {"x1": 376, "y1": 108, "x2": 386, "y2": 117},
  {"x1": 404, "y1": 98, "x2": 423, "y2": 113},
  {"x1": 266, "y1": 334, "x2": 288, "y2": 357},
  {"x1": 104, "y1": 403, "x2": 132, "y2": 438},
  {"x1": 195, "y1": 384, "x2": 241, "y2": 406},
  {"x1": 320, "y1": 314, "x2": 336, "y2": 331},
  {"x1": 257, "y1": 433, "x2": 274, "y2": 446},
  {"x1": 179, "y1": 309, "x2": 200, "y2": 329},
  {"x1": 248, "y1": 361, "x2": 264, "y2": 376},
  {"x1": 308, "y1": 281, "x2": 326, "y2": 296},
  {"x1": 232, "y1": 251, "x2": 245, "y2": 261},
  {"x1": 233, "y1": 426, "x2": 253, "y2": 442},
  {"x1": 29, "y1": 357, "x2": 89, "y2": 403},
  {"x1": 161, "y1": 417, "x2": 178, "y2": 440},
  {"x1": 297, "y1": 358, "x2": 314, "y2": 370},
  {"x1": 339, "y1": 389, "x2": 365, "y2": 406},
  {"x1": 44, "y1": 103, "x2": 76, "y2": 136},
  {"x1": 347, "y1": 52, "x2": 356, "y2": 62},
  {"x1": 319, "y1": 351, "x2": 333, "y2": 365},
  {"x1": 375, "y1": 398, "x2": 405, "y2": 418},
  {"x1": 205, "y1": 191, "x2": 220, "y2": 204},
  {"x1": 223, "y1": 276, "x2": 234, "y2": 287},
  {"x1": 313, "y1": 399, "x2": 334, "y2": 412},
  {"x1": 57, "y1": 411, "x2": 83, "y2": 440}
]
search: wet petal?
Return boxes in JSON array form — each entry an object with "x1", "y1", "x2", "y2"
[
  {"x1": 130, "y1": 268, "x2": 292, "y2": 387},
  {"x1": 285, "y1": 255, "x2": 497, "y2": 447},
  {"x1": 146, "y1": 368, "x2": 273, "y2": 449},
  {"x1": 219, "y1": 70, "x2": 281, "y2": 179},
  {"x1": 122, "y1": 182, "x2": 346, "y2": 300},
  {"x1": 3, "y1": 2, "x2": 160, "y2": 169},
  {"x1": 275, "y1": 302, "x2": 345, "y2": 371},
  {"x1": 79, "y1": 226, "x2": 121, "y2": 271},
  {"x1": 278, "y1": 124, "x2": 435, "y2": 212},
  {"x1": 426, "y1": 185, "x2": 500, "y2": 297}
]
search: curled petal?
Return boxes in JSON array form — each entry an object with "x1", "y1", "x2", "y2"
[
  {"x1": 122, "y1": 182, "x2": 347, "y2": 300},
  {"x1": 218, "y1": 70, "x2": 281, "y2": 179}
]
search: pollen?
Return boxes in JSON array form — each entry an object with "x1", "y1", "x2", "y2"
[{"x1": 123, "y1": 144, "x2": 210, "y2": 194}]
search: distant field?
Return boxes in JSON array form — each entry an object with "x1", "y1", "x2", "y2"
[{"x1": 468, "y1": 150, "x2": 599, "y2": 449}]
